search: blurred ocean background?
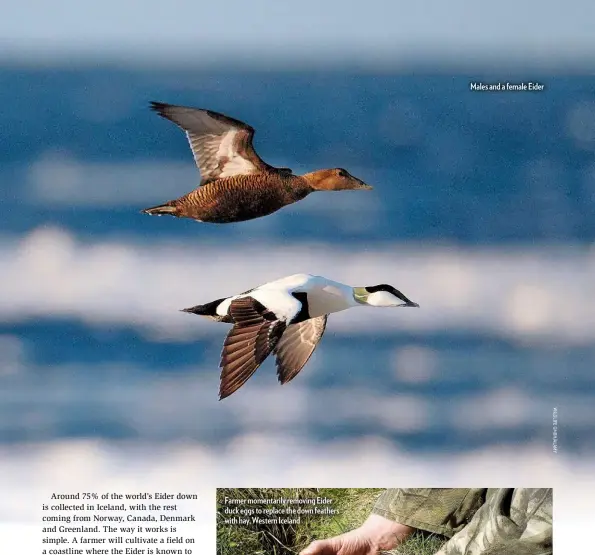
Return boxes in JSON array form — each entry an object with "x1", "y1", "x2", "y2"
[
  {"x1": 1, "y1": 1, "x2": 595, "y2": 552},
  {"x1": 3, "y1": 67, "x2": 595, "y2": 449}
]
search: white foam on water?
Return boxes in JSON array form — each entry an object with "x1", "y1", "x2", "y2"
[
  {"x1": 0, "y1": 439, "x2": 590, "y2": 553},
  {"x1": 1, "y1": 226, "x2": 595, "y2": 345}
]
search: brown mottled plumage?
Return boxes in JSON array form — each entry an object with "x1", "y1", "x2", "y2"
[{"x1": 141, "y1": 101, "x2": 372, "y2": 224}]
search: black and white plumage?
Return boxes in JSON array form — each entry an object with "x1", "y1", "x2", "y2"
[{"x1": 182, "y1": 273, "x2": 419, "y2": 400}]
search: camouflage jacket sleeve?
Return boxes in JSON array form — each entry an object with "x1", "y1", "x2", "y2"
[
  {"x1": 434, "y1": 488, "x2": 553, "y2": 555},
  {"x1": 372, "y1": 488, "x2": 487, "y2": 538}
]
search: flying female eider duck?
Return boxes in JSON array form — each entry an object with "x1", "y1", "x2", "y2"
[
  {"x1": 182, "y1": 274, "x2": 419, "y2": 399},
  {"x1": 141, "y1": 102, "x2": 372, "y2": 223}
]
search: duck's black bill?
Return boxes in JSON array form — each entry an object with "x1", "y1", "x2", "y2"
[{"x1": 392, "y1": 288, "x2": 419, "y2": 308}]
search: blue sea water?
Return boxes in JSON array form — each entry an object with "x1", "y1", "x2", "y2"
[{"x1": 1, "y1": 66, "x2": 594, "y2": 453}]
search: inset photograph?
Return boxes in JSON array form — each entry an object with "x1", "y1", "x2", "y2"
[{"x1": 216, "y1": 488, "x2": 552, "y2": 555}]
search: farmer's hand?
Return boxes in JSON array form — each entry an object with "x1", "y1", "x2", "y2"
[{"x1": 299, "y1": 513, "x2": 414, "y2": 555}]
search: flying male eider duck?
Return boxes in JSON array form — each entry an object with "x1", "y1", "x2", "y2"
[
  {"x1": 141, "y1": 102, "x2": 372, "y2": 223},
  {"x1": 182, "y1": 273, "x2": 419, "y2": 399}
]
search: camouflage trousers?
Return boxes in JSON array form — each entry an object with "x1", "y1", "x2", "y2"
[{"x1": 373, "y1": 488, "x2": 552, "y2": 555}]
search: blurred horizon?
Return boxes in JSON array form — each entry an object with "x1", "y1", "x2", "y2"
[
  {"x1": 4, "y1": 58, "x2": 595, "y2": 74},
  {"x1": 2, "y1": 1, "x2": 595, "y2": 68}
]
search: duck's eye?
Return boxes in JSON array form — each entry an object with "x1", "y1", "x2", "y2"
[{"x1": 337, "y1": 169, "x2": 347, "y2": 177}]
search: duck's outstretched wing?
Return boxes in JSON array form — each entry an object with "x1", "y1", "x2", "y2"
[
  {"x1": 274, "y1": 315, "x2": 328, "y2": 384},
  {"x1": 219, "y1": 296, "x2": 287, "y2": 400},
  {"x1": 150, "y1": 101, "x2": 286, "y2": 185}
]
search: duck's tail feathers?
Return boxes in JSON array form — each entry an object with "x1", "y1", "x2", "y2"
[
  {"x1": 141, "y1": 202, "x2": 178, "y2": 216},
  {"x1": 180, "y1": 298, "x2": 230, "y2": 322},
  {"x1": 180, "y1": 304, "x2": 211, "y2": 315}
]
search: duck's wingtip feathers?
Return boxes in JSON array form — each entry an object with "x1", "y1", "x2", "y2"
[
  {"x1": 277, "y1": 374, "x2": 291, "y2": 386},
  {"x1": 149, "y1": 101, "x2": 172, "y2": 117},
  {"x1": 150, "y1": 100, "x2": 167, "y2": 109},
  {"x1": 218, "y1": 387, "x2": 233, "y2": 401}
]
